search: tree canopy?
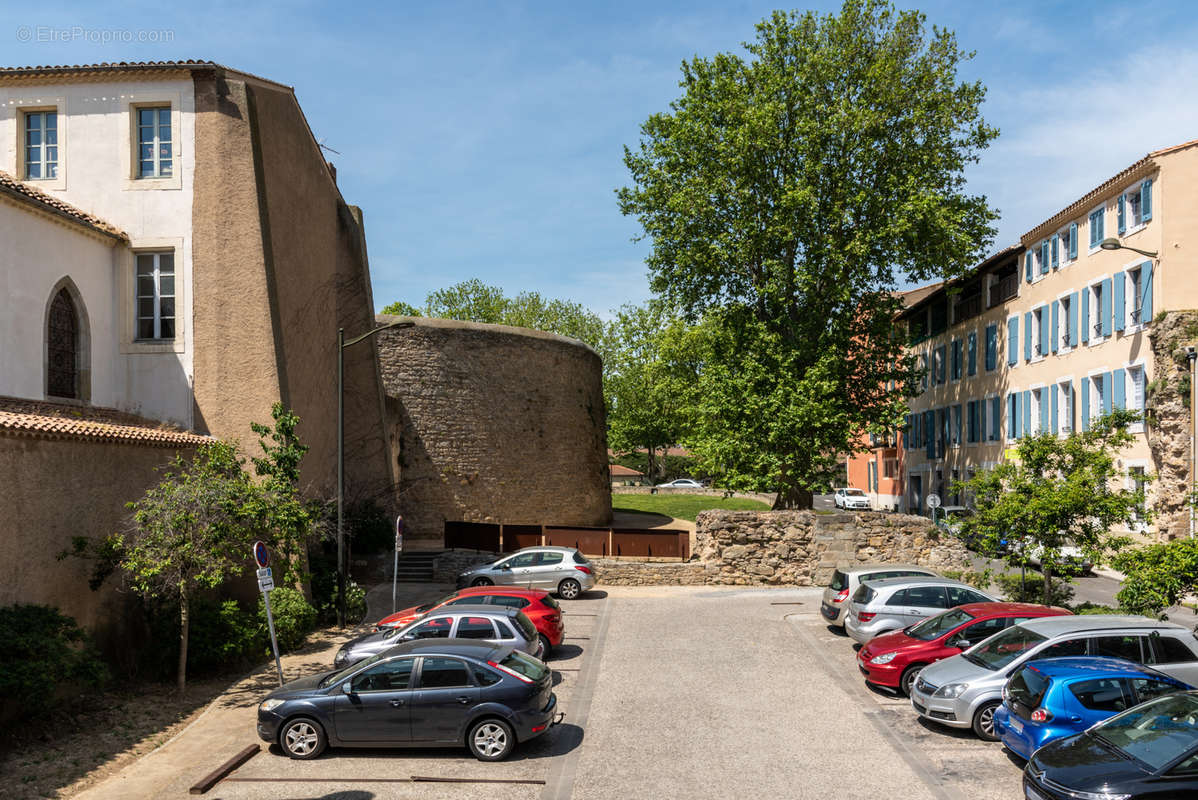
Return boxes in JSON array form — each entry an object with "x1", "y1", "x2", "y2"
[{"x1": 618, "y1": 0, "x2": 997, "y2": 505}]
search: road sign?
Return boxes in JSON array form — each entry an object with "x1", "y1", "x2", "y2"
[
  {"x1": 258, "y1": 575, "x2": 275, "y2": 592},
  {"x1": 392, "y1": 515, "x2": 404, "y2": 614},
  {"x1": 926, "y1": 493, "x2": 941, "y2": 509},
  {"x1": 253, "y1": 540, "x2": 270, "y2": 569}
]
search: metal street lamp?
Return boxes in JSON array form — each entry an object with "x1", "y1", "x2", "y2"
[
  {"x1": 337, "y1": 319, "x2": 413, "y2": 627},
  {"x1": 1099, "y1": 237, "x2": 1158, "y2": 259}
]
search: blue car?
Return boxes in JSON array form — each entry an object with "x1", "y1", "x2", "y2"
[{"x1": 994, "y1": 656, "x2": 1192, "y2": 760}]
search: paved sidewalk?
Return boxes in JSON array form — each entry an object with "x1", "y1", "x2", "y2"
[{"x1": 73, "y1": 581, "x2": 454, "y2": 800}]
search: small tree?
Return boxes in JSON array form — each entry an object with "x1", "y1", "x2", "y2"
[
  {"x1": 956, "y1": 410, "x2": 1146, "y2": 604},
  {"x1": 249, "y1": 403, "x2": 317, "y2": 589},
  {"x1": 1113, "y1": 537, "x2": 1198, "y2": 616},
  {"x1": 119, "y1": 441, "x2": 265, "y2": 692}
]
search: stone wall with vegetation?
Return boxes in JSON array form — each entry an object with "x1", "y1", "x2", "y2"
[
  {"x1": 1147, "y1": 310, "x2": 1198, "y2": 540},
  {"x1": 695, "y1": 510, "x2": 971, "y2": 586},
  {"x1": 611, "y1": 486, "x2": 778, "y2": 505}
]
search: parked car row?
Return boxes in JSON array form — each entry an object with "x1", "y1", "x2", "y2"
[
  {"x1": 256, "y1": 546, "x2": 597, "y2": 763},
  {"x1": 825, "y1": 563, "x2": 1198, "y2": 798}
]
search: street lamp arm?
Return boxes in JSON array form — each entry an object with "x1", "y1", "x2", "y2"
[
  {"x1": 1098, "y1": 237, "x2": 1158, "y2": 259},
  {"x1": 342, "y1": 320, "x2": 415, "y2": 349}
]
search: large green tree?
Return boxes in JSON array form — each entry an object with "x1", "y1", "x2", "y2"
[
  {"x1": 618, "y1": 1, "x2": 997, "y2": 506},
  {"x1": 955, "y1": 410, "x2": 1146, "y2": 604}
]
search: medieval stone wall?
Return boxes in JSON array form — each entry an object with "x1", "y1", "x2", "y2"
[
  {"x1": 1147, "y1": 310, "x2": 1198, "y2": 540},
  {"x1": 376, "y1": 317, "x2": 611, "y2": 542}
]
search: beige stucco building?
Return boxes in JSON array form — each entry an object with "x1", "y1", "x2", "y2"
[{"x1": 901, "y1": 139, "x2": 1198, "y2": 540}]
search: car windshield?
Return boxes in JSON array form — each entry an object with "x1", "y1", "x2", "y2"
[
  {"x1": 907, "y1": 608, "x2": 974, "y2": 641},
  {"x1": 961, "y1": 625, "x2": 1048, "y2": 671},
  {"x1": 829, "y1": 570, "x2": 848, "y2": 591},
  {"x1": 572, "y1": 550, "x2": 590, "y2": 565},
  {"x1": 1007, "y1": 666, "x2": 1051, "y2": 711},
  {"x1": 844, "y1": 489, "x2": 866, "y2": 497},
  {"x1": 1090, "y1": 693, "x2": 1198, "y2": 771},
  {"x1": 319, "y1": 653, "x2": 383, "y2": 688},
  {"x1": 500, "y1": 651, "x2": 549, "y2": 682}
]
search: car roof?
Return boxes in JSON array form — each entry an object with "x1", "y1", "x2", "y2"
[
  {"x1": 380, "y1": 638, "x2": 506, "y2": 660},
  {"x1": 453, "y1": 586, "x2": 549, "y2": 598},
  {"x1": 1017, "y1": 614, "x2": 1183, "y2": 636},
  {"x1": 862, "y1": 576, "x2": 977, "y2": 591},
  {"x1": 954, "y1": 602, "x2": 1071, "y2": 618},
  {"x1": 422, "y1": 604, "x2": 519, "y2": 618},
  {"x1": 1023, "y1": 657, "x2": 1188, "y2": 682},
  {"x1": 838, "y1": 564, "x2": 937, "y2": 576},
  {"x1": 510, "y1": 545, "x2": 576, "y2": 553}
]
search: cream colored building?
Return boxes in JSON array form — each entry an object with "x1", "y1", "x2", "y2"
[{"x1": 901, "y1": 139, "x2": 1198, "y2": 540}]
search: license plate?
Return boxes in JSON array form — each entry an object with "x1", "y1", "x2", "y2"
[
  {"x1": 1009, "y1": 717, "x2": 1023, "y2": 734},
  {"x1": 1024, "y1": 785, "x2": 1048, "y2": 800}
]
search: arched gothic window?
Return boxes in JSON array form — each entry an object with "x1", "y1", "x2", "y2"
[{"x1": 47, "y1": 288, "x2": 79, "y2": 398}]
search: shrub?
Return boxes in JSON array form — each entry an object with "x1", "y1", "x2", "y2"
[
  {"x1": 1072, "y1": 602, "x2": 1125, "y2": 616},
  {"x1": 0, "y1": 605, "x2": 108, "y2": 715},
  {"x1": 259, "y1": 587, "x2": 317, "y2": 653},
  {"x1": 940, "y1": 568, "x2": 992, "y2": 590},
  {"x1": 995, "y1": 572, "x2": 1075, "y2": 606},
  {"x1": 186, "y1": 599, "x2": 259, "y2": 673}
]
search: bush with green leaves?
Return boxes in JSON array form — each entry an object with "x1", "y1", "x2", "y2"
[
  {"x1": 995, "y1": 572, "x2": 1075, "y2": 607},
  {"x1": 0, "y1": 604, "x2": 108, "y2": 714},
  {"x1": 939, "y1": 568, "x2": 993, "y2": 590},
  {"x1": 1071, "y1": 602, "x2": 1123, "y2": 616},
  {"x1": 259, "y1": 587, "x2": 317, "y2": 652},
  {"x1": 1112, "y1": 537, "x2": 1198, "y2": 616}
]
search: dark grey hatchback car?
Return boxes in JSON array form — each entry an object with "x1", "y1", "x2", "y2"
[{"x1": 257, "y1": 639, "x2": 560, "y2": 761}]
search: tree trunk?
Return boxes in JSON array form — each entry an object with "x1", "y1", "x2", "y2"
[
  {"x1": 1042, "y1": 566, "x2": 1053, "y2": 606},
  {"x1": 177, "y1": 583, "x2": 190, "y2": 694},
  {"x1": 773, "y1": 485, "x2": 814, "y2": 510},
  {"x1": 647, "y1": 446, "x2": 659, "y2": 484}
]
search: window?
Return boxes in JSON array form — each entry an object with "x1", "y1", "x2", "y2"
[
  {"x1": 883, "y1": 458, "x2": 897, "y2": 479},
  {"x1": 489, "y1": 595, "x2": 530, "y2": 610},
  {"x1": 46, "y1": 288, "x2": 79, "y2": 399},
  {"x1": 23, "y1": 110, "x2": 58, "y2": 180},
  {"x1": 1059, "y1": 382, "x2": 1074, "y2": 434},
  {"x1": 1093, "y1": 635, "x2": 1145, "y2": 662},
  {"x1": 495, "y1": 620, "x2": 517, "y2": 639},
  {"x1": 904, "y1": 586, "x2": 949, "y2": 609},
  {"x1": 1091, "y1": 374, "x2": 1106, "y2": 423},
  {"x1": 989, "y1": 396, "x2": 1001, "y2": 441},
  {"x1": 947, "y1": 586, "x2": 992, "y2": 607},
  {"x1": 1151, "y1": 634, "x2": 1198, "y2": 664},
  {"x1": 135, "y1": 252, "x2": 176, "y2": 340},
  {"x1": 351, "y1": 658, "x2": 414, "y2": 692},
  {"x1": 934, "y1": 345, "x2": 947, "y2": 385},
  {"x1": 919, "y1": 353, "x2": 929, "y2": 392},
  {"x1": 1129, "y1": 678, "x2": 1181, "y2": 704},
  {"x1": 1089, "y1": 206, "x2": 1105, "y2": 250},
  {"x1": 1090, "y1": 281, "x2": 1107, "y2": 340},
  {"x1": 1007, "y1": 316, "x2": 1019, "y2": 367},
  {"x1": 984, "y1": 324, "x2": 998, "y2": 371},
  {"x1": 967, "y1": 331, "x2": 977, "y2": 376},
  {"x1": 407, "y1": 618, "x2": 452, "y2": 639},
  {"x1": 539, "y1": 552, "x2": 563, "y2": 565},
  {"x1": 1069, "y1": 678, "x2": 1130, "y2": 713},
  {"x1": 1037, "y1": 637, "x2": 1089, "y2": 659},
  {"x1": 966, "y1": 400, "x2": 978, "y2": 444},
  {"x1": 506, "y1": 552, "x2": 538, "y2": 568},
  {"x1": 1060, "y1": 295, "x2": 1073, "y2": 349},
  {"x1": 1118, "y1": 179, "x2": 1153, "y2": 233},
  {"x1": 950, "y1": 339, "x2": 962, "y2": 381},
  {"x1": 1033, "y1": 307, "x2": 1046, "y2": 357},
  {"x1": 886, "y1": 589, "x2": 910, "y2": 606},
  {"x1": 959, "y1": 615, "x2": 1007, "y2": 643},
  {"x1": 418, "y1": 657, "x2": 471, "y2": 689},
  {"x1": 1030, "y1": 388, "x2": 1044, "y2": 435},
  {"x1": 455, "y1": 616, "x2": 496, "y2": 639},
  {"x1": 1059, "y1": 222, "x2": 1078, "y2": 263},
  {"x1": 1127, "y1": 365, "x2": 1146, "y2": 418},
  {"x1": 951, "y1": 405, "x2": 962, "y2": 447},
  {"x1": 472, "y1": 664, "x2": 501, "y2": 686},
  {"x1": 136, "y1": 106, "x2": 173, "y2": 178},
  {"x1": 867, "y1": 461, "x2": 878, "y2": 492}
]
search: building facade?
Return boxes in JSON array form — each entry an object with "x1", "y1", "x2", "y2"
[{"x1": 899, "y1": 140, "x2": 1198, "y2": 539}]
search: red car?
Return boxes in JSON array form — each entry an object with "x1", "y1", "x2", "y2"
[
  {"x1": 376, "y1": 586, "x2": 565, "y2": 653},
  {"x1": 856, "y1": 602, "x2": 1072, "y2": 696}
]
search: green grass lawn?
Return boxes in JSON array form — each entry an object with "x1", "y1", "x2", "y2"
[{"x1": 612, "y1": 493, "x2": 771, "y2": 522}]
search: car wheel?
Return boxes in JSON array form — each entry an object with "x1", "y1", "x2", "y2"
[
  {"x1": 557, "y1": 578, "x2": 582, "y2": 600},
  {"x1": 972, "y1": 700, "x2": 1000, "y2": 741},
  {"x1": 471, "y1": 576, "x2": 493, "y2": 587},
  {"x1": 899, "y1": 665, "x2": 925, "y2": 697},
  {"x1": 538, "y1": 633, "x2": 552, "y2": 658},
  {"x1": 467, "y1": 717, "x2": 516, "y2": 761},
  {"x1": 279, "y1": 717, "x2": 326, "y2": 759}
]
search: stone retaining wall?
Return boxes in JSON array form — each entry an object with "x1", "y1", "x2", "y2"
[{"x1": 695, "y1": 510, "x2": 971, "y2": 586}]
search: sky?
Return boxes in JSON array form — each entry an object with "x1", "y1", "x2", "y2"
[{"x1": 5, "y1": 0, "x2": 1198, "y2": 317}]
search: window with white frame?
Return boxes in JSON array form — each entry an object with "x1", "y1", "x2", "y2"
[
  {"x1": 1089, "y1": 206, "x2": 1105, "y2": 250},
  {"x1": 135, "y1": 251, "x2": 176, "y2": 340},
  {"x1": 1119, "y1": 179, "x2": 1152, "y2": 234},
  {"x1": 136, "y1": 106, "x2": 173, "y2": 179},
  {"x1": 1090, "y1": 282, "x2": 1104, "y2": 340},
  {"x1": 1127, "y1": 365, "x2": 1146, "y2": 431},
  {"x1": 1059, "y1": 295, "x2": 1073, "y2": 350},
  {"x1": 1129, "y1": 465, "x2": 1147, "y2": 523},
  {"x1": 1059, "y1": 381, "x2": 1074, "y2": 434},
  {"x1": 23, "y1": 110, "x2": 58, "y2": 180},
  {"x1": 1058, "y1": 222, "x2": 1079, "y2": 265},
  {"x1": 1090, "y1": 374, "x2": 1105, "y2": 422},
  {"x1": 1128, "y1": 265, "x2": 1146, "y2": 327},
  {"x1": 1030, "y1": 388, "x2": 1042, "y2": 434},
  {"x1": 1033, "y1": 306, "x2": 1046, "y2": 357},
  {"x1": 883, "y1": 458, "x2": 897, "y2": 479}
]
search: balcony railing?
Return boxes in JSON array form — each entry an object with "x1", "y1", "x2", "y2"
[
  {"x1": 954, "y1": 294, "x2": 983, "y2": 323},
  {"x1": 989, "y1": 273, "x2": 1019, "y2": 308}
]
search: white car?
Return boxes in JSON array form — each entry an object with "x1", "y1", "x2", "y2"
[
  {"x1": 834, "y1": 488, "x2": 871, "y2": 510},
  {"x1": 656, "y1": 478, "x2": 703, "y2": 488}
]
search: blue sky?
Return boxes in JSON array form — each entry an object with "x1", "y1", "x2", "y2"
[{"x1": 6, "y1": 0, "x2": 1198, "y2": 316}]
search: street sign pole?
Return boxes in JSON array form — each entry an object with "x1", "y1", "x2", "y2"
[
  {"x1": 253, "y1": 542, "x2": 284, "y2": 687},
  {"x1": 392, "y1": 515, "x2": 404, "y2": 614}
]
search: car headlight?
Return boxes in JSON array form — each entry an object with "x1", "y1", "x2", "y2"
[
  {"x1": 334, "y1": 649, "x2": 348, "y2": 664},
  {"x1": 869, "y1": 652, "x2": 898, "y2": 665},
  {"x1": 259, "y1": 699, "x2": 285, "y2": 713},
  {"x1": 934, "y1": 683, "x2": 969, "y2": 699},
  {"x1": 1058, "y1": 789, "x2": 1131, "y2": 800}
]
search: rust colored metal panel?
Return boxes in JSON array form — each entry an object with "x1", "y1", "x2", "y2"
[
  {"x1": 444, "y1": 521, "x2": 501, "y2": 552},
  {"x1": 611, "y1": 529, "x2": 689, "y2": 559},
  {"x1": 501, "y1": 524, "x2": 543, "y2": 553},
  {"x1": 543, "y1": 526, "x2": 610, "y2": 557}
]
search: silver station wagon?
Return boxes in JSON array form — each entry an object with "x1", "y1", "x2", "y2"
[
  {"x1": 844, "y1": 577, "x2": 998, "y2": 644},
  {"x1": 456, "y1": 546, "x2": 597, "y2": 600}
]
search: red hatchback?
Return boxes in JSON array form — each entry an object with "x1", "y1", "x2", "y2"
[
  {"x1": 856, "y1": 602, "x2": 1072, "y2": 696},
  {"x1": 376, "y1": 587, "x2": 565, "y2": 654}
]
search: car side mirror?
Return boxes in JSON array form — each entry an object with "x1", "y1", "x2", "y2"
[
  {"x1": 500, "y1": 564, "x2": 512, "y2": 570},
  {"x1": 952, "y1": 639, "x2": 971, "y2": 649},
  {"x1": 341, "y1": 682, "x2": 353, "y2": 694}
]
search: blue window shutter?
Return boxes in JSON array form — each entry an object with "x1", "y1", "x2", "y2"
[
  {"x1": 1068, "y1": 292, "x2": 1079, "y2": 347},
  {"x1": 1051, "y1": 235, "x2": 1059, "y2": 268},
  {"x1": 1081, "y1": 290, "x2": 1090, "y2": 344},
  {"x1": 1101, "y1": 278, "x2": 1113, "y2": 337},
  {"x1": 1113, "y1": 271, "x2": 1125, "y2": 332},
  {"x1": 991, "y1": 396, "x2": 1000, "y2": 440},
  {"x1": 1040, "y1": 241, "x2": 1050, "y2": 274},
  {"x1": 1117, "y1": 193, "x2": 1126, "y2": 234},
  {"x1": 1040, "y1": 392, "x2": 1049, "y2": 432},
  {"x1": 986, "y1": 324, "x2": 997, "y2": 370},
  {"x1": 954, "y1": 405, "x2": 962, "y2": 444},
  {"x1": 1141, "y1": 261, "x2": 1154, "y2": 321},
  {"x1": 1008, "y1": 317, "x2": 1019, "y2": 366},
  {"x1": 1082, "y1": 382, "x2": 1090, "y2": 432},
  {"x1": 1051, "y1": 384, "x2": 1059, "y2": 433},
  {"x1": 1023, "y1": 390, "x2": 1032, "y2": 437},
  {"x1": 1113, "y1": 368, "x2": 1126, "y2": 410},
  {"x1": 979, "y1": 398, "x2": 986, "y2": 441},
  {"x1": 1142, "y1": 178, "x2": 1153, "y2": 221},
  {"x1": 1069, "y1": 222, "x2": 1078, "y2": 259},
  {"x1": 1025, "y1": 252, "x2": 1033, "y2": 282},
  {"x1": 1024, "y1": 312, "x2": 1033, "y2": 361},
  {"x1": 1009, "y1": 393, "x2": 1017, "y2": 439},
  {"x1": 1051, "y1": 301, "x2": 1060, "y2": 353},
  {"x1": 1102, "y1": 373, "x2": 1113, "y2": 415},
  {"x1": 967, "y1": 332, "x2": 977, "y2": 376},
  {"x1": 1039, "y1": 310, "x2": 1050, "y2": 356},
  {"x1": 925, "y1": 410, "x2": 935, "y2": 458}
]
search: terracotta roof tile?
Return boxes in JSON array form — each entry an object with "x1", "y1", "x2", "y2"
[
  {"x1": 0, "y1": 60, "x2": 292, "y2": 90},
  {"x1": 0, "y1": 396, "x2": 211, "y2": 447},
  {"x1": 609, "y1": 464, "x2": 644, "y2": 476},
  {"x1": 0, "y1": 170, "x2": 127, "y2": 240}
]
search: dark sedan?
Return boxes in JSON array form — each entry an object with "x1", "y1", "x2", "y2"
[
  {"x1": 257, "y1": 639, "x2": 560, "y2": 761},
  {"x1": 1023, "y1": 690, "x2": 1198, "y2": 799}
]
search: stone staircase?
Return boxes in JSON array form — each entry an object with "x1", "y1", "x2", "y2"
[{"x1": 393, "y1": 550, "x2": 443, "y2": 583}]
